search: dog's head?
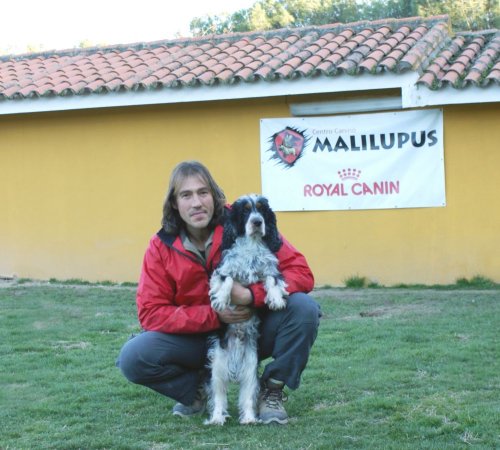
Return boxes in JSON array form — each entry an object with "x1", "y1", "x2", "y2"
[{"x1": 222, "y1": 194, "x2": 282, "y2": 252}]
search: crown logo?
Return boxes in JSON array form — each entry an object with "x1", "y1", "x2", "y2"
[{"x1": 338, "y1": 168, "x2": 361, "y2": 180}]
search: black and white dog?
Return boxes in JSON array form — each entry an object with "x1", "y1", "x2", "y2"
[{"x1": 205, "y1": 194, "x2": 288, "y2": 425}]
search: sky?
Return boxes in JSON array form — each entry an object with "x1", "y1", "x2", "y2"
[{"x1": 1, "y1": 0, "x2": 257, "y2": 55}]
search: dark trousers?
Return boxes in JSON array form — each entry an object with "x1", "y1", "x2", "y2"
[{"x1": 117, "y1": 293, "x2": 321, "y2": 405}]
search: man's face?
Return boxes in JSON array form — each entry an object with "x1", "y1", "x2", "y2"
[{"x1": 174, "y1": 175, "x2": 214, "y2": 235}]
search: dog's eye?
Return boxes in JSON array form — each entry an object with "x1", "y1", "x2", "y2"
[
  {"x1": 255, "y1": 202, "x2": 261, "y2": 210},
  {"x1": 244, "y1": 203, "x2": 251, "y2": 210}
]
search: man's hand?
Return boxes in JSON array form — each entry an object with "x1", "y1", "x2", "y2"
[
  {"x1": 217, "y1": 305, "x2": 254, "y2": 324},
  {"x1": 216, "y1": 281, "x2": 254, "y2": 324},
  {"x1": 230, "y1": 281, "x2": 253, "y2": 306}
]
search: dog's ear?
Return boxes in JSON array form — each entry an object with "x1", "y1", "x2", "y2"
[
  {"x1": 221, "y1": 205, "x2": 238, "y2": 251},
  {"x1": 261, "y1": 198, "x2": 283, "y2": 253}
]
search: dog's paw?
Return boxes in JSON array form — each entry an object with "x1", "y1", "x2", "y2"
[
  {"x1": 209, "y1": 274, "x2": 224, "y2": 294},
  {"x1": 264, "y1": 277, "x2": 288, "y2": 310},
  {"x1": 265, "y1": 286, "x2": 287, "y2": 310},
  {"x1": 209, "y1": 276, "x2": 233, "y2": 312},
  {"x1": 204, "y1": 412, "x2": 230, "y2": 426},
  {"x1": 209, "y1": 293, "x2": 231, "y2": 312},
  {"x1": 266, "y1": 295, "x2": 287, "y2": 310},
  {"x1": 239, "y1": 413, "x2": 259, "y2": 425}
]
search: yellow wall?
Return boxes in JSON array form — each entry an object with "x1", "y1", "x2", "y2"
[{"x1": 1, "y1": 99, "x2": 499, "y2": 285}]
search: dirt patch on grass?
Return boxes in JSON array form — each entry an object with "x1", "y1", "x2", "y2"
[
  {"x1": 52, "y1": 341, "x2": 91, "y2": 350},
  {"x1": 358, "y1": 303, "x2": 440, "y2": 319},
  {"x1": 313, "y1": 288, "x2": 445, "y2": 321}
]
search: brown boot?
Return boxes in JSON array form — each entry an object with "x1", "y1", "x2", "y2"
[
  {"x1": 258, "y1": 379, "x2": 288, "y2": 424},
  {"x1": 172, "y1": 382, "x2": 207, "y2": 418}
]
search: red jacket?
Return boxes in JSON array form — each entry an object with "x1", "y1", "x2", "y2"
[{"x1": 136, "y1": 224, "x2": 314, "y2": 333}]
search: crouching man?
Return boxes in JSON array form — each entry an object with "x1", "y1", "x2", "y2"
[{"x1": 117, "y1": 160, "x2": 321, "y2": 424}]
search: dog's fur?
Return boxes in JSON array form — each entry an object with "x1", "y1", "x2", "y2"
[{"x1": 204, "y1": 194, "x2": 288, "y2": 425}]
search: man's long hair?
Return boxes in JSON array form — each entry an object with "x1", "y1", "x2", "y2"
[{"x1": 161, "y1": 161, "x2": 226, "y2": 235}]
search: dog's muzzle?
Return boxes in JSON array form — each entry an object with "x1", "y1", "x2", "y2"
[{"x1": 247, "y1": 213, "x2": 265, "y2": 236}]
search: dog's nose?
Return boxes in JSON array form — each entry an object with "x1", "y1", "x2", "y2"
[{"x1": 252, "y1": 219, "x2": 262, "y2": 227}]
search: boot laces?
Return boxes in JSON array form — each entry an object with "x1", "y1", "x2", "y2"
[{"x1": 263, "y1": 387, "x2": 287, "y2": 409}]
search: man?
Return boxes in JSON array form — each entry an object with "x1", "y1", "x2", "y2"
[{"x1": 117, "y1": 160, "x2": 320, "y2": 424}]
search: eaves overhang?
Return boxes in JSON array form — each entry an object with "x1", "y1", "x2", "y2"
[
  {"x1": 409, "y1": 83, "x2": 500, "y2": 108},
  {"x1": 1, "y1": 72, "x2": 497, "y2": 117}
]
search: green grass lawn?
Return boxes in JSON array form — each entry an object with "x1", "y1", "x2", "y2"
[{"x1": 1, "y1": 282, "x2": 498, "y2": 449}]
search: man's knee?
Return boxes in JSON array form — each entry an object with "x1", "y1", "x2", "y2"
[
  {"x1": 117, "y1": 331, "x2": 208, "y2": 385},
  {"x1": 287, "y1": 292, "x2": 321, "y2": 327},
  {"x1": 117, "y1": 332, "x2": 165, "y2": 384},
  {"x1": 117, "y1": 337, "x2": 144, "y2": 384}
]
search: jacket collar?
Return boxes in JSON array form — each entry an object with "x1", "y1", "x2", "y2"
[
  {"x1": 157, "y1": 227, "x2": 176, "y2": 247},
  {"x1": 156, "y1": 225, "x2": 223, "y2": 268},
  {"x1": 157, "y1": 225, "x2": 222, "y2": 247}
]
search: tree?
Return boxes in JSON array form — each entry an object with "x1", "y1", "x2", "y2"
[
  {"x1": 249, "y1": 0, "x2": 295, "y2": 29},
  {"x1": 190, "y1": 0, "x2": 296, "y2": 35},
  {"x1": 189, "y1": 0, "x2": 499, "y2": 35},
  {"x1": 361, "y1": 0, "x2": 419, "y2": 21},
  {"x1": 417, "y1": 0, "x2": 499, "y2": 30}
]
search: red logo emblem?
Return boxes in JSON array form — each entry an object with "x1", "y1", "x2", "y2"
[{"x1": 268, "y1": 127, "x2": 308, "y2": 168}]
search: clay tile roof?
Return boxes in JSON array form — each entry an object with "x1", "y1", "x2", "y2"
[
  {"x1": 417, "y1": 31, "x2": 500, "y2": 88},
  {"x1": 0, "y1": 15, "x2": 498, "y2": 101}
]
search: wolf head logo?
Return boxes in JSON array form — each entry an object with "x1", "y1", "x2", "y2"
[{"x1": 268, "y1": 127, "x2": 308, "y2": 168}]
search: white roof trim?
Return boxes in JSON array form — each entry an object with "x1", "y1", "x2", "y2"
[
  {"x1": 0, "y1": 74, "x2": 406, "y2": 116},
  {"x1": 0, "y1": 72, "x2": 497, "y2": 116},
  {"x1": 408, "y1": 83, "x2": 500, "y2": 107}
]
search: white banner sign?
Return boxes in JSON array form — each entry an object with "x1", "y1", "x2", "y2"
[{"x1": 260, "y1": 109, "x2": 445, "y2": 211}]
